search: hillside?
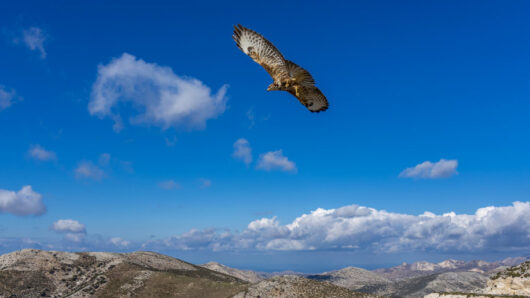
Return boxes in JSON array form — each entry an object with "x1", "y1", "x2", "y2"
[
  {"x1": 0, "y1": 249, "x2": 247, "y2": 297},
  {"x1": 373, "y1": 257, "x2": 530, "y2": 281},
  {"x1": 307, "y1": 266, "x2": 391, "y2": 290},
  {"x1": 233, "y1": 275, "x2": 376, "y2": 298},
  {"x1": 201, "y1": 262, "x2": 264, "y2": 283},
  {"x1": 1, "y1": 249, "x2": 528, "y2": 297}
]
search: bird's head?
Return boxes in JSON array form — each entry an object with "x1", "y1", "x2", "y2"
[{"x1": 267, "y1": 82, "x2": 281, "y2": 91}]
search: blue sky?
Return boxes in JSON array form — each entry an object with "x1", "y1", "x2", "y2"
[{"x1": 1, "y1": 0, "x2": 530, "y2": 272}]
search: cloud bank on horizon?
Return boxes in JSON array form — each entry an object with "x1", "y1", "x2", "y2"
[
  {"x1": 4, "y1": 200, "x2": 528, "y2": 256},
  {"x1": 141, "y1": 201, "x2": 530, "y2": 253}
]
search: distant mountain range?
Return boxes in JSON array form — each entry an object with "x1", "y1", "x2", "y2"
[
  {"x1": 0, "y1": 249, "x2": 528, "y2": 297},
  {"x1": 372, "y1": 256, "x2": 529, "y2": 280}
]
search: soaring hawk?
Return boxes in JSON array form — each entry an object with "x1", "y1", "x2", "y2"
[{"x1": 233, "y1": 24, "x2": 329, "y2": 113}]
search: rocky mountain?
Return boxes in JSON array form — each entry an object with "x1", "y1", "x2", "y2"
[
  {"x1": 307, "y1": 266, "x2": 391, "y2": 290},
  {"x1": 372, "y1": 256, "x2": 530, "y2": 281},
  {"x1": 358, "y1": 271, "x2": 488, "y2": 298},
  {"x1": 201, "y1": 261, "x2": 263, "y2": 283},
  {"x1": 1, "y1": 249, "x2": 528, "y2": 297},
  {"x1": 232, "y1": 275, "x2": 376, "y2": 298},
  {"x1": 0, "y1": 249, "x2": 248, "y2": 297}
]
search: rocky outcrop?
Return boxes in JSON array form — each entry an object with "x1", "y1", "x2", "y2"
[{"x1": 485, "y1": 261, "x2": 530, "y2": 296}]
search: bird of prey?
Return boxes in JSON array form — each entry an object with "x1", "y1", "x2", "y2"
[{"x1": 233, "y1": 24, "x2": 328, "y2": 113}]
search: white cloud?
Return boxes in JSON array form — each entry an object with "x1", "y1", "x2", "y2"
[
  {"x1": 89, "y1": 53, "x2": 228, "y2": 131},
  {"x1": 256, "y1": 150, "x2": 297, "y2": 173},
  {"x1": 28, "y1": 145, "x2": 57, "y2": 161},
  {"x1": 142, "y1": 201, "x2": 530, "y2": 253},
  {"x1": 399, "y1": 159, "x2": 458, "y2": 179},
  {"x1": 0, "y1": 86, "x2": 18, "y2": 111},
  {"x1": 232, "y1": 138, "x2": 252, "y2": 165},
  {"x1": 158, "y1": 180, "x2": 180, "y2": 190},
  {"x1": 22, "y1": 27, "x2": 47, "y2": 58},
  {"x1": 52, "y1": 219, "x2": 86, "y2": 243},
  {"x1": 74, "y1": 161, "x2": 105, "y2": 180},
  {"x1": 0, "y1": 186, "x2": 46, "y2": 216},
  {"x1": 52, "y1": 219, "x2": 86, "y2": 233}
]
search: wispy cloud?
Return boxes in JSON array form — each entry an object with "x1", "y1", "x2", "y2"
[
  {"x1": 74, "y1": 161, "x2": 105, "y2": 180},
  {"x1": 256, "y1": 150, "x2": 297, "y2": 173},
  {"x1": 200, "y1": 178, "x2": 212, "y2": 188},
  {"x1": 98, "y1": 153, "x2": 111, "y2": 166},
  {"x1": 232, "y1": 138, "x2": 252, "y2": 165},
  {"x1": 0, "y1": 186, "x2": 46, "y2": 216},
  {"x1": 165, "y1": 136, "x2": 178, "y2": 147},
  {"x1": 0, "y1": 85, "x2": 18, "y2": 111},
  {"x1": 51, "y1": 219, "x2": 86, "y2": 242},
  {"x1": 110, "y1": 237, "x2": 130, "y2": 247},
  {"x1": 399, "y1": 159, "x2": 458, "y2": 179},
  {"x1": 14, "y1": 27, "x2": 48, "y2": 58},
  {"x1": 89, "y1": 53, "x2": 228, "y2": 132},
  {"x1": 142, "y1": 201, "x2": 530, "y2": 253},
  {"x1": 158, "y1": 180, "x2": 180, "y2": 190},
  {"x1": 28, "y1": 145, "x2": 57, "y2": 161},
  {"x1": 246, "y1": 108, "x2": 255, "y2": 128}
]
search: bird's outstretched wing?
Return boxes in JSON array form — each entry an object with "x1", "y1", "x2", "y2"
[
  {"x1": 233, "y1": 24, "x2": 288, "y2": 80},
  {"x1": 287, "y1": 86, "x2": 329, "y2": 113},
  {"x1": 285, "y1": 60, "x2": 315, "y2": 87}
]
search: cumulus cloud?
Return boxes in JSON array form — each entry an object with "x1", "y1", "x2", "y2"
[
  {"x1": 232, "y1": 138, "x2": 252, "y2": 165},
  {"x1": 0, "y1": 86, "x2": 18, "y2": 111},
  {"x1": 52, "y1": 219, "x2": 86, "y2": 243},
  {"x1": 52, "y1": 219, "x2": 86, "y2": 233},
  {"x1": 28, "y1": 145, "x2": 57, "y2": 161},
  {"x1": 74, "y1": 161, "x2": 105, "y2": 180},
  {"x1": 142, "y1": 201, "x2": 530, "y2": 254},
  {"x1": 0, "y1": 186, "x2": 46, "y2": 216},
  {"x1": 20, "y1": 27, "x2": 47, "y2": 58},
  {"x1": 158, "y1": 180, "x2": 180, "y2": 190},
  {"x1": 88, "y1": 53, "x2": 228, "y2": 132},
  {"x1": 256, "y1": 150, "x2": 297, "y2": 173},
  {"x1": 399, "y1": 159, "x2": 458, "y2": 179}
]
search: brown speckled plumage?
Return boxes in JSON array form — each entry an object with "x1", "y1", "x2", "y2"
[{"x1": 233, "y1": 24, "x2": 329, "y2": 113}]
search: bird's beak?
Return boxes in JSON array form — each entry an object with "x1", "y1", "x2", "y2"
[{"x1": 267, "y1": 86, "x2": 272, "y2": 91}]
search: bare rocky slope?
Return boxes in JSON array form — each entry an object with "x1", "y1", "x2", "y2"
[
  {"x1": 232, "y1": 275, "x2": 377, "y2": 298},
  {"x1": 201, "y1": 262, "x2": 263, "y2": 283},
  {"x1": 1, "y1": 249, "x2": 528, "y2": 297},
  {"x1": 357, "y1": 271, "x2": 488, "y2": 298},
  {"x1": 307, "y1": 266, "x2": 391, "y2": 290},
  {"x1": 485, "y1": 261, "x2": 530, "y2": 296},
  {"x1": 0, "y1": 249, "x2": 373, "y2": 298},
  {"x1": 373, "y1": 257, "x2": 530, "y2": 281},
  {"x1": 0, "y1": 249, "x2": 248, "y2": 297}
]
